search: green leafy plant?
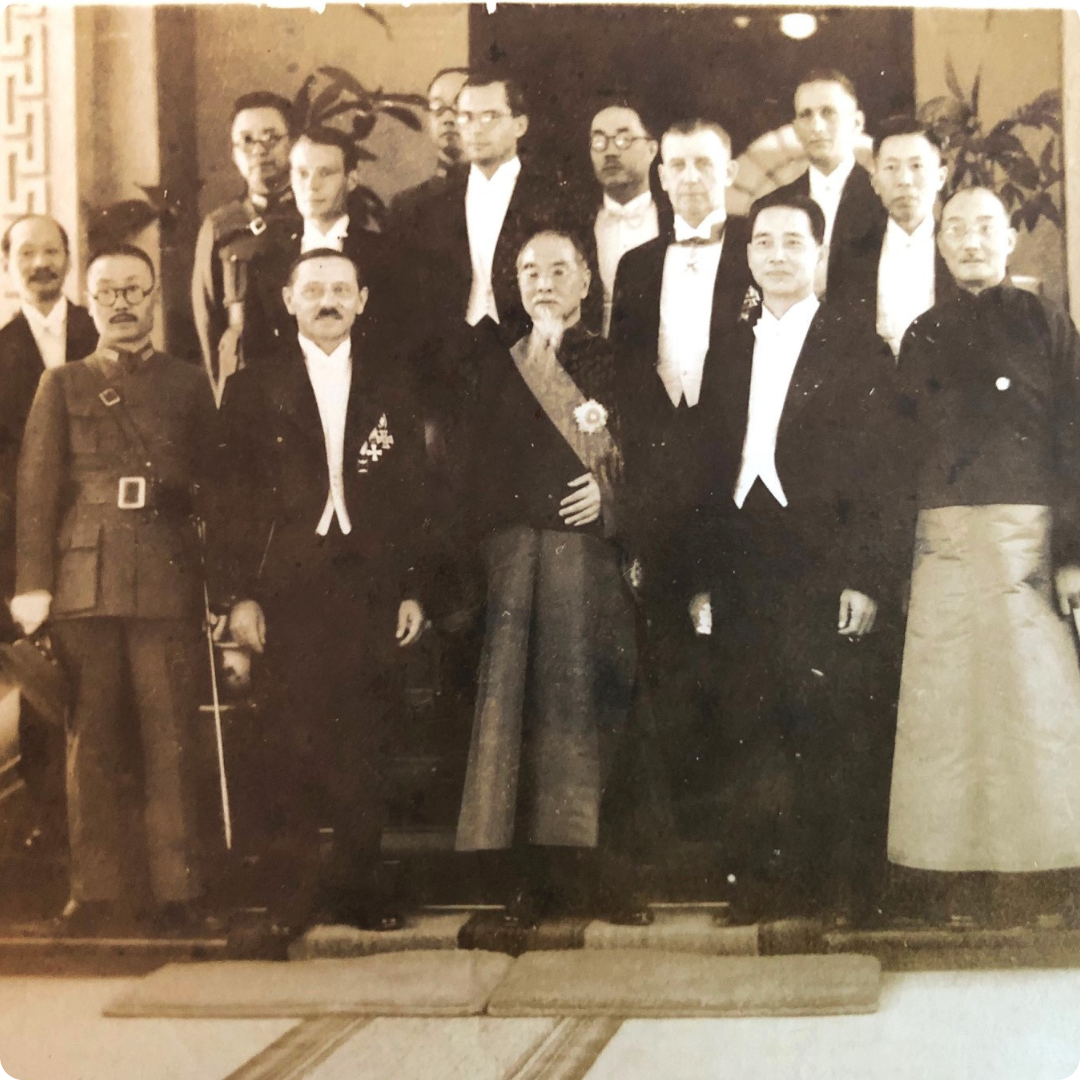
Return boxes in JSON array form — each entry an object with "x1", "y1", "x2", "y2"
[
  {"x1": 918, "y1": 53, "x2": 1063, "y2": 233},
  {"x1": 88, "y1": 8, "x2": 428, "y2": 245}
]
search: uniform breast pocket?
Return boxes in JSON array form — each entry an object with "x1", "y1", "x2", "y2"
[{"x1": 67, "y1": 401, "x2": 100, "y2": 455}]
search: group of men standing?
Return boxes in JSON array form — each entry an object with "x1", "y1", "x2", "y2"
[{"x1": 3, "y1": 63, "x2": 1080, "y2": 937}]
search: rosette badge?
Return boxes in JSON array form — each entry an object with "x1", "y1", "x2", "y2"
[{"x1": 574, "y1": 399, "x2": 608, "y2": 435}]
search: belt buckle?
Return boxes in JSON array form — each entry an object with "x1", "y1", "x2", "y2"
[{"x1": 118, "y1": 476, "x2": 147, "y2": 510}]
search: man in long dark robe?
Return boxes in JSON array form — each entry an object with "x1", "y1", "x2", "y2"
[
  {"x1": 888, "y1": 187, "x2": 1080, "y2": 927},
  {"x1": 454, "y1": 230, "x2": 642, "y2": 925}
]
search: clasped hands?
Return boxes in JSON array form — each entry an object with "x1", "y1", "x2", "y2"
[
  {"x1": 686, "y1": 588, "x2": 878, "y2": 638},
  {"x1": 225, "y1": 597, "x2": 426, "y2": 654}
]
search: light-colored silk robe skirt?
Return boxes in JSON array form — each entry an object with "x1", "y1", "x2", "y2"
[{"x1": 888, "y1": 505, "x2": 1080, "y2": 872}]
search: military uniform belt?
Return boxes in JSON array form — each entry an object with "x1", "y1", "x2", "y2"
[{"x1": 74, "y1": 475, "x2": 195, "y2": 515}]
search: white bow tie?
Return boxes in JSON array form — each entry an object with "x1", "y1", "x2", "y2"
[
  {"x1": 603, "y1": 203, "x2": 647, "y2": 227},
  {"x1": 673, "y1": 220, "x2": 725, "y2": 244}
]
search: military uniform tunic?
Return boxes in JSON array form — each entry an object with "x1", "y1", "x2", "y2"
[
  {"x1": 191, "y1": 189, "x2": 300, "y2": 390},
  {"x1": 16, "y1": 345, "x2": 218, "y2": 903}
]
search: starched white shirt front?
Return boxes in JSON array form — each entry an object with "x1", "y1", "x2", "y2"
[
  {"x1": 22, "y1": 296, "x2": 68, "y2": 370},
  {"x1": 595, "y1": 191, "x2": 659, "y2": 337},
  {"x1": 734, "y1": 293, "x2": 820, "y2": 509},
  {"x1": 465, "y1": 156, "x2": 521, "y2": 326},
  {"x1": 299, "y1": 334, "x2": 353, "y2": 535},
  {"x1": 807, "y1": 156, "x2": 856, "y2": 250},
  {"x1": 657, "y1": 210, "x2": 727, "y2": 408},
  {"x1": 876, "y1": 214, "x2": 936, "y2": 358},
  {"x1": 301, "y1": 214, "x2": 349, "y2": 254}
]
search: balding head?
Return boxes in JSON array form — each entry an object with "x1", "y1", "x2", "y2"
[{"x1": 938, "y1": 186, "x2": 1016, "y2": 294}]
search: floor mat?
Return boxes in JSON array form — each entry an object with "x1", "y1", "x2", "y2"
[
  {"x1": 104, "y1": 950, "x2": 514, "y2": 1019},
  {"x1": 486, "y1": 949, "x2": 881, "y2": 1018}
]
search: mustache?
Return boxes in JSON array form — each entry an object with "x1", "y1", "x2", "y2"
[
  {"x1": 315, "y1": 307, "x2": 343, "y2": 320},
  {"x1": 28, "y1": 269, "x2": 59, "y2": 284}
]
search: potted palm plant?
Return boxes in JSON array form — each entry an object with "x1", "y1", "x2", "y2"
[{"x1": 917, "y1": 54, "x2": 1064, "y2": 234}]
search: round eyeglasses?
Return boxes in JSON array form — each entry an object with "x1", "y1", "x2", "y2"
[
  {"x1": 940, "y1": 221, "x2": 1007, "y2": 243},
  {"x1": 91, "y1": 285, "x2": 150, "y2": 308},
  {"x1": 455, "y1": 110, "x2": 513, "y2": 128},
  {"x1": 232, "y1": 133, "x2": 287, "y2": 154},
  {"x1": 591, "y1": 132, "x2": 650, "y2": 153}
]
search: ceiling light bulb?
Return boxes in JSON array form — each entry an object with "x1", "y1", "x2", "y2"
[{"x1": 780, "y1": 13, "x2": 818, "y2": 39}]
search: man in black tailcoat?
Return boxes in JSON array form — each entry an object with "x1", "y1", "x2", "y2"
[
  {"x1": 608, "y1": 118, "x2": 751, "y2": 844},
  {"x1": 690, "y1": 195, "x2": 895, "y2": 925},
  {"x1": 217, "y1": 248, "x2": 428, "y2": 931},
  {"x1": 752, "y1": 70, "x2": 886, "y2": 300},
  {"x1": 0, "y1": 214, "x2": 96, "y2": 852}
]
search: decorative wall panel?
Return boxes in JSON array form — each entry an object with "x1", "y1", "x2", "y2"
[{"x1": 0, "y1": 5, "x2": 49, "y2": 221}]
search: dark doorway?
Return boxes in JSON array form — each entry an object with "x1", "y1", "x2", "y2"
[{"x1": 469, "y1": 5, "x2": 915, "y2": 191}]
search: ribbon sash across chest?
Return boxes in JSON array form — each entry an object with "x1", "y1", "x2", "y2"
[{"x1": 508, "y1": 335, "x2": 619, "y2": 537}]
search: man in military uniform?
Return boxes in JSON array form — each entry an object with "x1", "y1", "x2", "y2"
[
  {"x1": 191, "y1": 91, "x2": 301, "y2": 404},
  {"x1": 12, "y1": 244, "x2": 218, "y2": 934}
]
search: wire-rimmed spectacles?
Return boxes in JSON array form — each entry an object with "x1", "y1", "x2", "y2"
[
  {"x1": 455, "y1": 110, "x2": 512, "y2": 128},
  {"x1": 591, "y1": 132, "x2": 650, "y2": 153},
  {"x1": 91, "y1": 285, "x2": 150, "y2": 308},
  {"x1": 232, "y1": 133, "x2": 288, "y2": 154}
]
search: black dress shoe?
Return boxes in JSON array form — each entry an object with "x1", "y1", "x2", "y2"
[
  {"x1": 365, "y1": 912, "x2": 406, "y2": 933},
  {"x1": 502, "y1": 887, "x2": 544, "y2": 929}
]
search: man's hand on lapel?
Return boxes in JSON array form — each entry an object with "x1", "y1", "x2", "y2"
[
  {"x1": 838, "y1": 589, "x2": 877, "y2": 638},
  {"x1": 560, "y1": 472, "x2": 601, "y2": 527},
  {"x1": 396, "y1": 599, "x2": 425, "y2": 647}
]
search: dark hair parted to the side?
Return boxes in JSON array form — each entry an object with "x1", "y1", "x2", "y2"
[
  {"x1": 87, "y1": 243, "x2": 157, "y2": 286},
  {"x1": 516, "y1": 228, "x2": 591, "y2": 269},
  {"x1": 427, "y1": 67, "x2": 471, "y2": 96},
  {"x1": 1, "y1": 214, "x2": 70, "y2": 259},
  {"x1": 286, "y1": 247, "x2": 366, "y2": 288},
  {"x1": 231, "y1": 91, "x2": 294, "y2": 133},
  {"x1": 795, "y1": 69, "x2": 859, "y2": 106},
  {"x1": 662, "y1": 118, "x2": 733, "y2": 156},
  {"x1": 589, "y1": 98, "x2": 656, "y2": 139},
  {"x1": 873, "y1": 115, "x2": 945, "y2": 158},
  {"x1": 294, "y1": 125, "x2": 360, "y2": 174},
  {"x1": 461, "y1": 73, "x2": 528, "y2": 117},
  {"x1": 748, "y1": 193, "x2": 827, "y2": 247}
]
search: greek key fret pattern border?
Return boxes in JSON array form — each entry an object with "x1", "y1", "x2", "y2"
[
  {"x1": 0, "y1": 6, "x2": 49, "y2": 316},
  {"x1": 1, "y1": 4, "x2": 49, "y2": 218}
]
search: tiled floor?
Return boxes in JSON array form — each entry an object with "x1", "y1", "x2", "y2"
[{"x1": 1, "y1": 969, "x2": 1079, "y2": 1080}]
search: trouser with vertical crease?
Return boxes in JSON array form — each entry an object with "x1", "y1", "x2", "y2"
[{"x1": 52, "y1": 617, "x2": 204, "y2": 904}]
